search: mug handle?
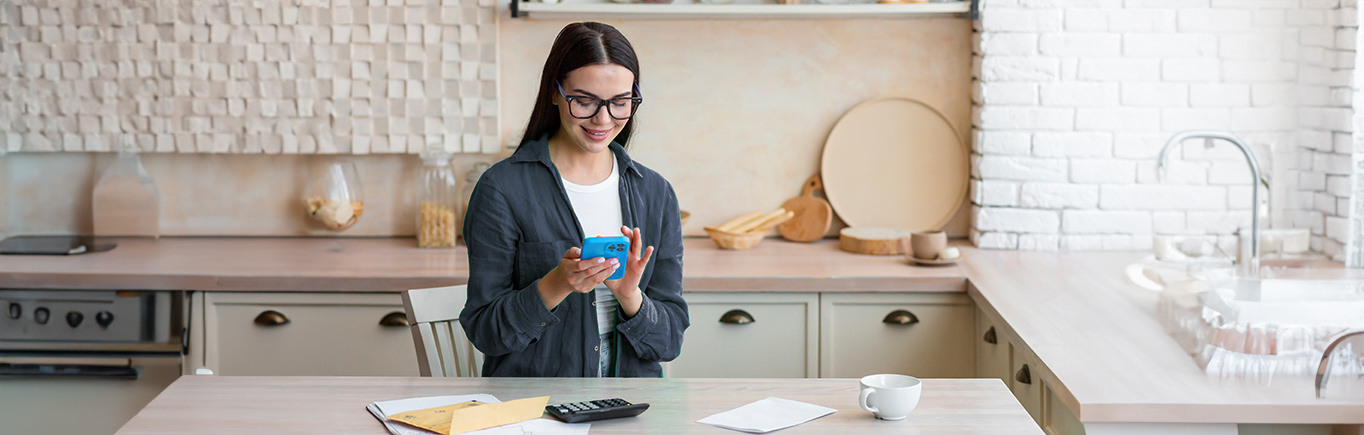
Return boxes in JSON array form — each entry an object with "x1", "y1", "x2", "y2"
[{"x1": 859, "y1": 388, "x2": 879, "y2": 414}]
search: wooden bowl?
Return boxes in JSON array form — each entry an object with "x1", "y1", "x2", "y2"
[
  {"x1": 680, "y1": 210, "x2": 691, "y2": 228},
  {"x1": 703, "y1": 227, "x2": 764, "y2": 250}
]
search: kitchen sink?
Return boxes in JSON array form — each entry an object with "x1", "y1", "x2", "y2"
[{"x1": 1154, "y1": 266, "x2": 1364, "y2": 383}]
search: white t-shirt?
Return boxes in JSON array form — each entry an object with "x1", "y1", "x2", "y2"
[{"x1": 561, "y1": 154, "x2": 623, "y2": 337}]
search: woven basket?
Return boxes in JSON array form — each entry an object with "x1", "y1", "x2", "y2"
[{"x1": 703, "y1": 227, "x2": 764, "y2": 250}]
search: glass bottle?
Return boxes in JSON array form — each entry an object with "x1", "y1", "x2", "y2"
[
  {"x1": 416, "y1": 152, "x2": 458, "y2": 248},
  {"x1": 459, "y1": 162, "x2": 491, "y2": 241}
]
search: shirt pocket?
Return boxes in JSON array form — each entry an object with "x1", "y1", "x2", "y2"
[{"x1": 514, "y1": 239, "x2": 576, "y2": 290}]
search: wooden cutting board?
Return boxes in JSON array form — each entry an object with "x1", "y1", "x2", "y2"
[
  {"x1": 779, "y1": 174, "x2": 833, "y2": 243},
  {"x1": 838, "y1": 227, "x2": 912, "y2": 255}
]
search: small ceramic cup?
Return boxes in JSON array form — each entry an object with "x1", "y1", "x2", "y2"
[
  {"x1": 859, "y1": 374, "x2": 922, "y2": 420},
  {"x1": 910, "y1": 231, "x2": 947, "y2": 260}
]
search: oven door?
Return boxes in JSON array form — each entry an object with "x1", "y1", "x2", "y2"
[{"x1": 0, "y1": 352, "x2": 181, "y2": 435}]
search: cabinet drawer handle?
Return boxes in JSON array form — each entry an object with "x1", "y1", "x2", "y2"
[
  {"x1": 984, "y1": 326, "x2": 997, "y2": 344},
  {"x1": 719, "y1": 309, "x2": 754, "y2": 325},
  {"x1": 253, "y1": 310, "x2": 290, "y2": 327},
  {"x1": 882, "y1": 310, "x2": 919, "y2": 326},
  {"x1": 379, "y1": 312, "x2": 410, "y2": 327},
  {"x1": 1015, "y1": 364, "x2": 1032, "y2": 385}
]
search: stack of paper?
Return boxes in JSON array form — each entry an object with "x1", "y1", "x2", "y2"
[
  {"x1": 366, "y1": 394, "x2": 590, "y2": 435},
  {"x1": 696, "y1": 397, "x2": 836, "y2": 433}
]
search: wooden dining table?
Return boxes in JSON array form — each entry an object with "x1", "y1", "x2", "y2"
[{"x1": 116, "y1": 376, "x2": 1042, "y2": 434}]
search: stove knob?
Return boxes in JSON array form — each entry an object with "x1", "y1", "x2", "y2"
[
  {"x1": 34, "y1": 307, "x2": 50, "y2": 325},
  {"x1": 96, "y1": 311, "x2": 114, "y2": 328},
  {"x1": 66, "y1": 311, "x2": 84, "y2": 328},
  {"x1": 7, "y1": 302, "x2": 19, "y2": 319}
]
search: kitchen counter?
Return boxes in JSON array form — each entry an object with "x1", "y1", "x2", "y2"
[
  {"x1": 0, "y1": 236, "x2": 965, "y2": 292},
  {"x1": 117, "y1": 376, "x2": 1042, "y2": 434},
  {"x1": 964, "y1": 248, "x2": 1364, "y2": 426},
  {"x1": 5, "y1": 236, "x2": 1361, "y2": 428}
]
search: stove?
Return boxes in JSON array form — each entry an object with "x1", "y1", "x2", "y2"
[
  {"x1": 1, "y1": 290, "x2": 158, "y2": 343},
  {"x1": 0, "y1": 289, "x2": 184, "y2": 434}
]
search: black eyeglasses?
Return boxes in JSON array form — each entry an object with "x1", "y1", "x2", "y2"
[{"x1": 556, "y1": 82, "x2": 643, "y2": 120}]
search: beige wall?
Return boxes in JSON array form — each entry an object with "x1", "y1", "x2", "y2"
[
  {"x1": 3, "y1": 17, "x2": 974, "y2": 239},
  {"x1": 3, "y1": 152, "x2": 498, "y2": 237},
  {"x1": 500, "y1": 18, "x2": 974, "y2": 237}
]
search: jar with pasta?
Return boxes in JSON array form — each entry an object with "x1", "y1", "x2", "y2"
[{"x1": 415, "y1": 152, "x2": 458, "y2": 248}]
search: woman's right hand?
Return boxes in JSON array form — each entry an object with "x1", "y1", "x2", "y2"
[{"x1": 539, "y1": 247, "x2": 619, "y2": 309}]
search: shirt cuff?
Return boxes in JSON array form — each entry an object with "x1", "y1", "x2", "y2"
[
  {"x1": 515, "y1": 279, "x2": 562, "y2": 335},
  {"x1": 615, "y1": 291, "x2": 655, "y2": 340}
]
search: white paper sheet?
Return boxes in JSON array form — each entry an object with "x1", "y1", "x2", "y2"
[
  {"x1": 366, "y1": 394, "x2": 590, "y2": 435},
  {"x1": 696, "y1": 397, "x2": 836, "y2": 434}
]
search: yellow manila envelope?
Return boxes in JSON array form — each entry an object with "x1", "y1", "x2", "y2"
[{"x1": 387, "y1": 396, "x2": 550, "y2": 435}]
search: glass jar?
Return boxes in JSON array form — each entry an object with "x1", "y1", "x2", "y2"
[
  {"x1": 459, "y1": 162, "x2": 491, "y2": 240},
  {"x1": 416, "y1": 152, "x2": 458, "y2": 248},
  {"x1": 304, "y1": 159, "x2": 364, "y2": 232}
]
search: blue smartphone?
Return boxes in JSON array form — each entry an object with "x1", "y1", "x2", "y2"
[{"x1": 581, "y1": 236, "x2": 629, "y2": 280}]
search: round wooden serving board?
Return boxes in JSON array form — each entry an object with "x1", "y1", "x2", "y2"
[{"x1": 820, "y1": 98, "x2": 968, "y2": 232}]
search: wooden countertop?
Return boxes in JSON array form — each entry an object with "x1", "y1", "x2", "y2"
[
  {"x1": 962, "y1": 248, "x2": 1364, "y2": 425},
  {"x1": 116, "y1": 376, "x2": 1042, "y2": 434},
  {"x1": 8, "y1": 236, "x2": 1361, "y2": 424},
  {"x1": 0, "y1": 236, "x2": 965, "y2": 292}
]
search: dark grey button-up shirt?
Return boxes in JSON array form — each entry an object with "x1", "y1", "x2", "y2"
[{"x1": 459, "y1": 136, "x2": 689, "y2": 377}]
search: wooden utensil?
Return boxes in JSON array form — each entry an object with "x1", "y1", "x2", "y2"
[
  {"x1": 838, "y1": 227, "x2": 913, "y2": 255},
  {"x1": 779, "y1": 174, "x2": 833, "y2": 243}
]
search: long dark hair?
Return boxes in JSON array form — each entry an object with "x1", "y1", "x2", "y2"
[{"x1": 519, "y1": 22, "x2": 641, "y2": 150}]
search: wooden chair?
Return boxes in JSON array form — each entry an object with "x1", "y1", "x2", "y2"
[{"x1": 401, "y1": 285, "x2": 483, "y2": 377}]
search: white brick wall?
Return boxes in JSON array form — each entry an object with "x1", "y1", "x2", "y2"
[
  {"x1": 974, "y1": 0, "x2": 1358, "y2": 257},
  {"x1": 1350, "y1": 6, "x2": 1364, "y2": 267}
]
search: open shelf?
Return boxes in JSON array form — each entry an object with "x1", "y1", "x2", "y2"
[{"x1": 510, "y1": 1, "x2": 971, "y2": 19}]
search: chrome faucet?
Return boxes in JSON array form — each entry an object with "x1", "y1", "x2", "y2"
[{"x1": 1159, "y1": 130, "x2": 1263, "y2": 277}]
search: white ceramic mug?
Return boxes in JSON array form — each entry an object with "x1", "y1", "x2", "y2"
[{"x1": 859, "y1": 374, "x2": 921, "y2": 420}]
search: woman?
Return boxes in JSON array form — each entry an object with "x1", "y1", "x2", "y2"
[{"x1": 460, "y1": 22, "x2": 688, "y2": 377}]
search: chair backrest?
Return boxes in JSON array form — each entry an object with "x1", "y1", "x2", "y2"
[{"x1": 401, "y1": 285, "x2": 483, "y2": 377}]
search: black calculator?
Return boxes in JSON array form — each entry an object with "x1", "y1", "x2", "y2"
[{"x1": 545, "y1": 398, "x2": 650, "y2": 423}]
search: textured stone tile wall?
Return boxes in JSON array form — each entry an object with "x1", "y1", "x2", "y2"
[{"x1": 0, "y1": 0, "x2": 499, "y2": 154}]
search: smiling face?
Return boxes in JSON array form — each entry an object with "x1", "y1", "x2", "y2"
[{"x1": 551, "y1": 63, "x2": 636, "y2": 155}]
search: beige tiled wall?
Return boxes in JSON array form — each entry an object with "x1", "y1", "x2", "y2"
[{"x1": 0, "y1": 0, "x2": 499, "y2": 154}]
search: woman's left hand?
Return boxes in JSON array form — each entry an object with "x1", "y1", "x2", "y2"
[{"x1": 605, "y1": 226, "x2": 654, "y2": 318}]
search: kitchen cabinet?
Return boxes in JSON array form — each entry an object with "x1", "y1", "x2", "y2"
[
  {"x1": 1009, "y1": 342, "x2": 1045, "y2": 426},
  {"x1": 975, "y1": 295, "x2": 1078, "y2": 434},
  {"x1": 975, "y1": 305, "x2": 1010, "y2": 383},
  {"x1": 666, "y1": 291, "x2": 973, "y2": 379},
  {"x1": 188, "y1": 292, "x2": 419, "y2": 376},
  {"x1": 1044, "y1": 384, "x2": 1084, "y2": 435},
  {"x1": 821, "y1": 292, "x2": 975, "y2": 379},
  {"x1": 664, "y1": 292, "x2": 819, "y2": 378}
]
